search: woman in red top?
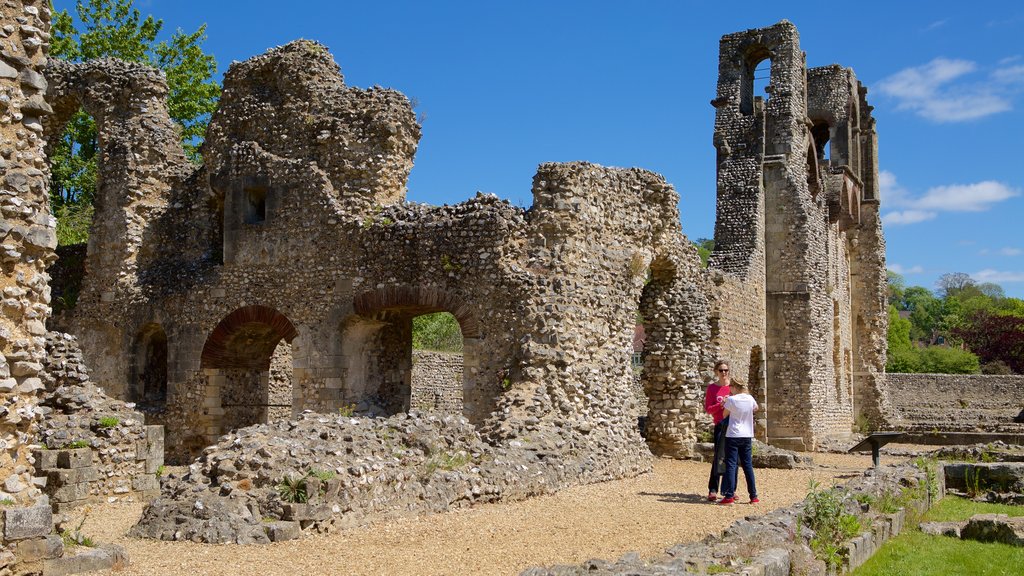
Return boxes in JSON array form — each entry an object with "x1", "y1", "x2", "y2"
[{"x1": 704, "y1": 360, "x2": 732, "y2": 501}]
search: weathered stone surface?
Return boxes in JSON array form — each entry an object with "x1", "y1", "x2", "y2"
[
  {"x1": 945, "y1": 462, "x2": 1024, "y2": 493},
  {"x1": 2, "y1": 502, "x2": 52, "y2": 541},
  {"x1": 14, "y1": 534, "x2": 63, "y2": 562},
  {"x1": 36, "y1": 332, "x2": 166, "y2": 504},
  {"x1": 42, "y1": 543, "x2": 128, "y2": 576},
  {"x1": 960, "y1": 514, "x2": 1024, "y2": 546},
  {"x1": 707, "y1": 21, "x2": 889, "y2": 449},
  {"x1": 919, "y1": 521, "x2": 963, "y2": 537},
  {"x1": 885, "y1": 373, "x2": 1024, "y2": 433},
  {"x1": 263, "y1": 521, "x2": 301, "y2": 542},
  {"x1": 55, "y1": 449, "x2": 92, "y2": 470}
]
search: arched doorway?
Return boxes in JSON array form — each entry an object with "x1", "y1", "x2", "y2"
[
  {"x1": 340, "y1": 286, "x2": 481, "y2": 419},
  {"x1": 200, "y1": 305, "x2": 297, "y2": 436}
]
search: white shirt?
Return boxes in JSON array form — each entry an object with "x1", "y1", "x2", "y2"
[{"x1": 723, "y1": 393, "x2": 758, "y2": 438}]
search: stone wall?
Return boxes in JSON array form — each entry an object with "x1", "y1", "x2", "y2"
[
  {"x1": 0, "y1": 2, "x2": 73, "y2": 572},
  {"x1": 38, "y1": 332, "x2": 162, "y2": 509},
  {"x1": 706, "y1": 21, "x2": 888, "y2": 450},
  {"x1": 885, "y1": 373, "x2": 1024, "y2": 433},
  {"x1": 46, "y1": 40, "x2": 712, "y2": 469},
  {"x1": 410, "y1": 350, "x2": 462, "y2": 414}
]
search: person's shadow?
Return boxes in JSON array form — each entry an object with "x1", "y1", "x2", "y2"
[{"x1": 637, "y1": 491, "x2": 711, "y2": 504}]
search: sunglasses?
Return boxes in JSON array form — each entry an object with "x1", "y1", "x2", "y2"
[{"x1": 717, "y1": 368, "x2": 729, "y2": 373}]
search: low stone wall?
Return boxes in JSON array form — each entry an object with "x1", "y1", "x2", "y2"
[
  {"x1": 523, "y1": 459, "x2": 944, "y2": 575},
  {"x1": 885, "y1": 373, "x2": 1024, "y2": 433},
  {"x1": 410, "y1": 350, "x2": 462, "y2": 414},
  {"x1": 37, "y1": 333, "x2": 163, "y2": 510}
]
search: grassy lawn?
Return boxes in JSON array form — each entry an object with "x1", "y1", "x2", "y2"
[{"x1": 853, "y1": 496, "x2": 1024, "y2": 576}]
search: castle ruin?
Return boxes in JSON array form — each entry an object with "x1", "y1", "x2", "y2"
[
  {"x1": 40, "y1": 20, "x2": 888, "y2": 462},
  {"x1": 0, "y1": 10, "x2": 897, "y2": 556}
]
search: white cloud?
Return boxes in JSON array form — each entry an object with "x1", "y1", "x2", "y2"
[
  {"x1": 923, "y1": 19, "x2": 948, "y2": 32},
  {"x1": 992, "y1": 65, "x2": 1024, "y2": 85},
  {"x1": 1001, "y1": 247, "x2": 1023, "y2": 256},
  {"x1": 880, "y1": 172, "x2": 1020, "y2": 225},
  {"x1": 913, "y1": 181, "x2": 1020, "y2": 212},
  {"x1": 972, "y1": 269, "x2": 1024, "y2": 283},
  {"x1": 877, "y1": 57, "x2": 1024, "y2": 122},
  {"x1": 889, "y1": 263, "x2": 924, "y2": 275},
  {"x1": 882, "y1": 210, "x2": 936, "y2": 225},
  {"x1": 979, "y1": 248, "x2": 991, "y2": 255}
]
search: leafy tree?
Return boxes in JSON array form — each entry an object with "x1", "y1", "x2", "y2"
[
  {"x1": 412, "y1": 312, "x2": 463, "y2": 352},
  {"x1": 886, "y1": 305, "x2": 919, "y2": 373},
  {"x1": 886, "y1": 270, "x2": 906, "y2": 307},
  {"x1": 50, "y1": 0, "x2": 220, "y2": 243},
  {"x1": 936, "y1": 272, "x2": 975, "y2": 299},
  {"x1": 954, "y1": 311, "x2": 1024, "y2": 374},
  {"x1": 693, "y1": 238, "x2": 714, "y2": 267}
]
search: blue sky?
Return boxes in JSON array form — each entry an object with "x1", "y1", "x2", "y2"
[{"x1": 55, "y1": 1, "x2": 1024, "y2": 297}]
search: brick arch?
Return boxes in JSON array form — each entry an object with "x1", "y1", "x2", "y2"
[
  {"x1": 352, "y1": 286, "x2": 480, "y2": 338},
  {"x1": 200, "y1": 305, "x2": 298, "y2": 369}
]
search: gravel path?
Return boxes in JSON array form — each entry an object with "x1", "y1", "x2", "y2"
[{"x1": 75, "y1": 452, "x2": 880, "y2": 576}]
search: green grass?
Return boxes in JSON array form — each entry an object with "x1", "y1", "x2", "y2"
[
  {"x1": 852, "y1": 497, "x2": 1024, "y2": 576},
  {"x1": 922, "y1": 496, "x2": 1024, "y2": 522}
]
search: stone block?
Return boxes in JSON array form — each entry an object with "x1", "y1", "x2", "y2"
[
  {"x1": 56, "y1": 449, "x2": 92, "y2": 469},
  {"x1": 43, "y1": 544, "x2": 127, "y2": 576},
  {"x1": 2, "y1": 503, "x2": 52, "y2": 541},
  {"x1": 961, "y1": 514, "x2": 1024, "y2": 546},
  {"x1": 144, "y1": 456, "x2": 162, "y2": 475},
  {"x1": 45, "y1": 467, "x2": 98, "y2": 487},
  {"x1": 14, "y1": 534, "x2": 63, "y2": 562},
  {"x1": 51, "y1": 482, "x2": 89, "y2": 504},
  {"x1": 280, "y1": 503, "x2": 307, "y2": 521},
  {"x1": 131, "y1": 475, "x2": 158, "y2": 493},
  {"x1": 263, "y1": 521, "x2": 301, "y2": 542}
]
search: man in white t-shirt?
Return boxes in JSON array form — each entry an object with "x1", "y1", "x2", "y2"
[{"x1": 718, "y1": 380, "x2": 759, "y2": 505}]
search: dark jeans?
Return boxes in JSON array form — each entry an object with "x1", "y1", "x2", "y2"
[
  {"x1": 707, "y1": 418, "x2": 729, "y2": 493},
  {"x1": 722, "y1": 436, "x2": 757, "y2": 499}
]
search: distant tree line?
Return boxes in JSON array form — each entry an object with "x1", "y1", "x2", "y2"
[{"x1": 887, "y1": 271, "x2": 1024, "y2": 374}]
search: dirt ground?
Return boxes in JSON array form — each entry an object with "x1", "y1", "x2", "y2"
[{"x1": 59, "y1": 450, "x2": 900, "y2": 576}]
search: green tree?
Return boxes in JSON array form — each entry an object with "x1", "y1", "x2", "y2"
[
  {"x1": 916, "y1": 346, "x2": 980, "y2": 374},
  {"x1": 887, "y1": 270, "x2": 906, "y2": 307},
  {"x1": 886, "y1": 305, "x2": 919, "y2": 372},
  {"x1": 693, "y1": 238, "x2": 714, "y2": 267},
  {"x1": 50, "y1": 0, "x2": 220, "y2": 243}
]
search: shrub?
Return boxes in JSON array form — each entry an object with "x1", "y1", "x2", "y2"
[
  {"x1": 802, "y1": 480, "x2": 862, "y2": 570},
  {"x1": 917, "y1": 346, "x2": 980, "y2": 374}
]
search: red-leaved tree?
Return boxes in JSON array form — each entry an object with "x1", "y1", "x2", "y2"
[{"x1": 954, "y1": 311, "x2": 1024, "y2": 374}]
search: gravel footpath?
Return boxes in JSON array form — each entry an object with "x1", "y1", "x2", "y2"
[{"x1": 75, "y1": 452, "x2": 879, "y2": 576}]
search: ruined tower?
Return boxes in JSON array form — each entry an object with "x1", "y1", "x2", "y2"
[{"x1": 708, "y1": 21, "x2": 889, "y2": 449}]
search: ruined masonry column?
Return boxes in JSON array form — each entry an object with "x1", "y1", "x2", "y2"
[{"x1": 0, "y1": 0, "x2": 55, "y2": 506}]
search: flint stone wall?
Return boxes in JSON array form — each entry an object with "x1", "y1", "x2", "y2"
[
  {"x1": 886, "y1": 373, "x2": 1024, "y2": 433},
  {"x1": 410, "y1": 350, "x2": 462, "y2": 414},
  {"x1": 37, "y1": 332, "x2": 162, "y2": 509},
  {"x1": 46, "y1": 39, "x2": 712, "y2": 474},
  {"x1": 0, "y1": 2, "x2": 70, "y2": 573}
]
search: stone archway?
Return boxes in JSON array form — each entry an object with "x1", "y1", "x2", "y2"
[
  {"x1": 341, "y1": 286, "x2": 485, "y2": 420},
  {"x1": 199, "y1": 305, "x2": 298, "y2": 439}
]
